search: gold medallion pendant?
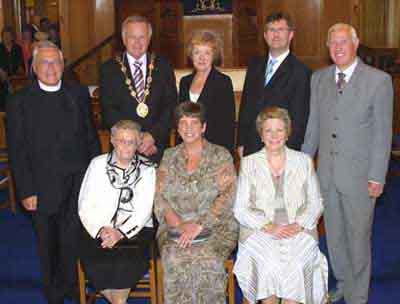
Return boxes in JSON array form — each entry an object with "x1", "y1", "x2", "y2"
[{"x1": 136, "y1": 103, "x2": 149, "y2": 118}]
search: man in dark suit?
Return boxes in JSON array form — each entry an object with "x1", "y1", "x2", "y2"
[
  {"x1": 238, "y1": 12, "x2": 311, "y2": 157},
  {"x1": 6, "y1": 41, "x2": 100, "y2": 304},
  {"x1": 302, "y1": 24, "x2": 393, "y2": 304},
  {"x1": 100, "y1": 15, "x2": 177, "y2": 163}
]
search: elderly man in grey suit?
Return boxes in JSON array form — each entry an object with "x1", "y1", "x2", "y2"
[{"x1": 302, "y1": 23, "x2": 393, "y2": 304}]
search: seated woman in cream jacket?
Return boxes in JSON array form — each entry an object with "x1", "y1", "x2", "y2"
[{"x1": 233, "y1": 106, "x2": 328, "y2": 304}]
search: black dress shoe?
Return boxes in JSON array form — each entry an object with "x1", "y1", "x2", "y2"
[{"x1": 328, "y1": 287, "x2": 344, "y2": 303}]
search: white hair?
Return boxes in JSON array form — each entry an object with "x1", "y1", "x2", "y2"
[
  {"x1": 121, "y1": 15, "x2": 152, "y2": 39},
  {"x1": 32, "y1": 40, "x2": 63, "y2": 66},
  {"x1": 327, "y1": 23, "x2": 359, "y2": 46},
  {"x1": 111, "y1": 120, "x2": 142, "y2": 145}
]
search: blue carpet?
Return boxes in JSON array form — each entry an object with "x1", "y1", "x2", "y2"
[{"x1": 1, "y1": 176, "x2": 400, "y2": 303}]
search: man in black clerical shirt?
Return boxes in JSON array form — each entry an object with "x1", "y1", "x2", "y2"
[{"x1": 6, "y1": 40, "x2": 100, "y2": 304}]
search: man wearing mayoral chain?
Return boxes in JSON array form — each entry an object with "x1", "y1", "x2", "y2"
[{"x1": 100, "y1": 15, "x2": 178, "y2": 163}]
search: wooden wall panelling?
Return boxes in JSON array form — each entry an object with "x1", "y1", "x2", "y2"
[
  {"x1": 94, "y1": 0, "x2": 115, "y2": 46},
  {"x1": 386, "y1": 0, "x2": 400, "y2": 48},
  {"x1": 2, "y1": 0, "x2": 17, "y2": 30},
  {"x1": 234, "y1": 0, "x2": 258, "y2": 67},
  {"x1": 59, "y1": 0, "x2": 91, "y2": 63},
  {"x1": 0, "y1": 0, "x2": 4, "y2": 31},
  {"x1": 183, "y1": 15, "x2": 234, "y2": 67},
  {"x1": 359, "y1": 0, "x2": 388, "y2": 47},
  {"x1": 159, "y1": 1, "x2": 183, "y2": 68}
]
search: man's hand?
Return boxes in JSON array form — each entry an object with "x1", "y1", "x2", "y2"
[
  {"x1": 138, "y1": 132, "x2": 157, "y2": 156},
  {"x1": 22, "y1": 195, "x2": 38, "y2": 211},
  {"x1": 368, "y1": 182, "x2": 384, "y2": 198}
]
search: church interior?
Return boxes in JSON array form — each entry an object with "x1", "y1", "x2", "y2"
[{"x1": 0, "y1": 0, "x2": 400, "y2": 303}]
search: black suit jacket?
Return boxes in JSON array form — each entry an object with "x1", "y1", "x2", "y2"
[
  {"x1": 6, "y1": 81, "x2": 100, "y2": 214},
  {"x1": 100, "y1": 53, "x2": 178, "y2": 162},
  {"x1": 238, "y1": 53, "x2": 311, "y2": 156},
  {"x1": 179, "y1": 67, "x2": 236, "y2": 154}
]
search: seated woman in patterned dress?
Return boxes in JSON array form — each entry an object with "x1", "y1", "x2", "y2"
[
  {"x1": 154, "y1": 101, "x2": 238, "y2": 304},
  {"x1": 78, "y1": 120, "x2": 156, "y2": 304},
  {"x1": 233, "y1": 106, "x2": 328, "y2": 304}
]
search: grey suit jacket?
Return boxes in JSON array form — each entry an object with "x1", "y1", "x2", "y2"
[{"x1": 302, "y1": 58, "x2": 393, "y2": 194}]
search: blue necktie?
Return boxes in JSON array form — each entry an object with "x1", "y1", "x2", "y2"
[{"x1": 265, "y1": 58, "x2": 277, "y2": 86}]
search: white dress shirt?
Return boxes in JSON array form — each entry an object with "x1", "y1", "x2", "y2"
[
  {"x1": 266, "y1": 49, "x2": 290, "y2": 78},
  {"x1": 127, "y1": 52, "x2": 147, "y2": 81}
]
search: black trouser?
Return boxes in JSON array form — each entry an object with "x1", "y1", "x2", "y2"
[{"x1": 32, "y1": 171, "x2": 84, "y2": 304}]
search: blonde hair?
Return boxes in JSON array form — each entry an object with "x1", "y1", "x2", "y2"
[
  {"x1": 186, "y1": 30, "x2": 222, "y2": 65},
  {"x1": 256, "y1": 106, "x2": 292, "y2": 137}
]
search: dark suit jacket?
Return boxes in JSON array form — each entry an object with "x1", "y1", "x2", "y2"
[
  {"x1": 238, "y1": 53, "x2": 311, "y2": 156},
  {"x1": 6, "y1": 81, "x2": 100, "y2": 214},
  {"x1": 100, "y1": 53, "x2": 178, "y2": 162},
  {"x1": 179, "y1": 67, "x2": 236, "y2": 154}
]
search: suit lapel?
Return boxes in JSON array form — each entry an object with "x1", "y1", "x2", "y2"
[
  {"x1": 343, "y1": 58, "x2": 363, "y2": 96},
  {"x1": 197, "y1": 67, "x2": 216, "y2": 105},
  {"x1": 184, "y1": 72, "x2": 196, "y2": 101},
  {"x1": 254, "y1": 149, "x2": 275, "y2": 199},
  {"x1": 256, "y1": 56, "x2": 268, "y2": 91},
  {"x1": 283, "y1": 147, "x2": 297, "y2": 200},
  {"x1": 123, "y1": 53, "x2": 136, "y2": 90},
  {"x1": 266, "y1": 54, "x2": 292, "y2": 88},
  {"x1": 322, "y1": 65, "x2": 338, "y2": 111}
]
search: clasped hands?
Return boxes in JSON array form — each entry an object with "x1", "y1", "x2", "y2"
[
  {"x1": 99, "y1": 226, "x2": 123, "y2": 249},
  {"x1": 176, "y1": 221, "x2": 203, "y2": 249},
  {"x1": 263, "y1": 223, "x2": 303, "y2": 240}
]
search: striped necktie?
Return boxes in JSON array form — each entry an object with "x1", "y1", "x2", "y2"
[
  {"x1": 265, "y1": 58, "x2": 277, "y2": 86},
  {"x1": 133, "y1": 61, "x2": 144, "y2": 101}
]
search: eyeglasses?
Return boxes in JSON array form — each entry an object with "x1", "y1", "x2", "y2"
[
  {"x1": 37, "y1": 59, "x2": 63, "y2": 68},
  {"x1": 114, "y1": 138, "x2": 137, "y2": 146},
  {"x1": 267, "y1": 27, "x2": 291, "y2": 34}
]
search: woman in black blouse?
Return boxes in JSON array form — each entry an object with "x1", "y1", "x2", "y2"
[{"x1": 179, "y1": 30, "x2": 236, "y2": 154}]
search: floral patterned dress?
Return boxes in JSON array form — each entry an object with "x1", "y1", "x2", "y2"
[{"x1": 154, "y1": 140, "x2": 238, "y2": 304}]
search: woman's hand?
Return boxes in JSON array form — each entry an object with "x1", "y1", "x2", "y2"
[
  {"x1": 263, "y1": 223, "x2": 303, "y2": 239},
  {"x1": 177, "y1": 222, "x2": 203, "y2": 248},
  {"x1": 100, "y1": 227, "x2": 123, "y2": 249}
]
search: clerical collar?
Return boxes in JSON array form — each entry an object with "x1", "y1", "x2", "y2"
[{"x1": 38, "y1": 80, "x2": 62, "y2": 92}]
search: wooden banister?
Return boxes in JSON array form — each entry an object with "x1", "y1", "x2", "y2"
[{"x1": 65, "y1": 34, "x2": 117, "y2": 71}]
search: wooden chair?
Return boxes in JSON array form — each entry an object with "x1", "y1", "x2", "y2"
[
  {"x1": 0, "y1": 112, "x2": 17, "y2": 214},
  {"x1": 77, "y1": 241, "x2": 158, "y2": 304},
  {"x1": 156, "y1": 256, "x2": 236, "y2": 304}
]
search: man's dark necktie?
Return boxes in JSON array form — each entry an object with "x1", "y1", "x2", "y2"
[{"x1": 337, "y1": 72, "x2": 346, "y2": 91}]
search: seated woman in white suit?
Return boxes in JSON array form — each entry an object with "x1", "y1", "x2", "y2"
[
  {"x1": 78, "y1": 120, "x2": 156, "y2": 304},
  {"x1": 233, "y1": 106, "x2": 328, "y2": 304}
]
